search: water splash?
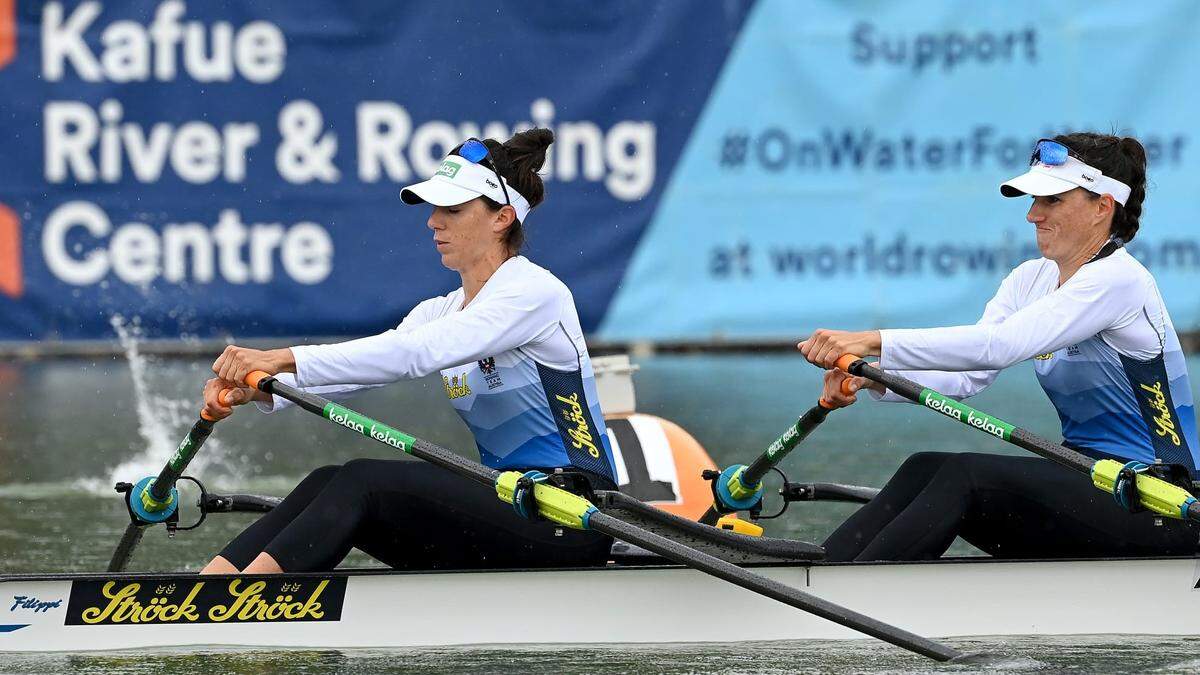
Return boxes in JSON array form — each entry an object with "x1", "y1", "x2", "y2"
[{"x1": 73, "y1": 316, "x2": 234, "y2": 494}]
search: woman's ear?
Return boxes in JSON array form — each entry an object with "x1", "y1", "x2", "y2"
[
  {"x1": 491, "y1": 205, "x2": 516, "y2": 234},
  {"x1": 1095, "y1": 193, "x2": 1116, "y2": 224}
]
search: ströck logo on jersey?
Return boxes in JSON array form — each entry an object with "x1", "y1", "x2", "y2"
[
  {"x1": 553, "y1": 392, "x2": 601, "y2": 459},
  {"x1": 443, "y1": 374, "x2": 471, "y2": 399},
  {"x1": 1139, "y1": 381, "x2": 1182, "y2": 446}
]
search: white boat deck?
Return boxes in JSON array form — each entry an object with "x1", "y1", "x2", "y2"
[{"x1": 4, "y1": 556, "x2": 1198, "y2": 652}]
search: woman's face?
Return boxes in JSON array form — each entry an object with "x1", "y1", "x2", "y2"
[
  {"x1": 1026, "y1": 188, "x2": 1112, "y2": 261},
  {"x1": 426, "y1": 199, "x2": 506, "y2": 271}
]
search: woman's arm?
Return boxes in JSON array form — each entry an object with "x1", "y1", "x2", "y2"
[
  {"x1": 290, "y1": 284, "x2": 562, "y2": 387},
  {"x1": 881, "y1": 263, "x2": 1145, "y2": 372},
  {"x1": 210, "y1": 298, "x2": 442, "y2": 409},
  {"x1": 802, "y1": 265, "x2": 1027, "y2": 401}
]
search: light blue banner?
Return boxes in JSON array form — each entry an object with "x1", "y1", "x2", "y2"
[{"x1": 599, "y1": 0, "x2": 1200, "y2": 340}]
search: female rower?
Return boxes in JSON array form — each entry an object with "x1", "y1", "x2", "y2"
[
  {"x1": 197, "y1": 128, "x2": 619, "y2": 574},
  {"x1": 799, "y1": 132, "x2": 1200, "y2": 561}
]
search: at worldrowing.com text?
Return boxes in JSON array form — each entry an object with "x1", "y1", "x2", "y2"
[
  {"x1": 710, "y1": 233, "x2": 1200, "y2": 279},
  {"x1": 717, "y1": 126, "x2": 1187, "y2": 173}
]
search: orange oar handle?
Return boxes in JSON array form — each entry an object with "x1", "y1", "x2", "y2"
[
  {"x1": 817, "y1": 362, "x2": 860, "y2": 409},
  {"x1": 199, "y1": 380, "x2": 263, "y2": 422},
  {"x1": 243, "y1": 370, "x2": 273, "y2": 390},
  {"x1": 835, "y1": 354, "x2": 861, "y2": 372},
  {"x1": 200, "y1": 388, "x2": 237, "y2": 422}
]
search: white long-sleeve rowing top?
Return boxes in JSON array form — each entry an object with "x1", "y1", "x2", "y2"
[
  {"x1": 875, "y1": 248, "x2": 1199, "y2": 474},
  {"x1": 259, "y1": 256, "x2": 617, "y2": 482}
]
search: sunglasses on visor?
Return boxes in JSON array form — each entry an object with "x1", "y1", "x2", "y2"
[
  {"x1": 455, "y1": 139, "x2": 512, "y2": 209},
  {"x1": 1029, "y1": 139, "x2": 1071, "y2": 166}
]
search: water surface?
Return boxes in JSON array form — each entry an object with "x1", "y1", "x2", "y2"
[{"x1": 2, "y1": 352, "x2": 1198, "y2": 673}]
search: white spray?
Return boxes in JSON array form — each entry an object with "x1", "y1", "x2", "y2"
[{"x1": 75, "y1": 315, "x2": 232, "y2": 493}]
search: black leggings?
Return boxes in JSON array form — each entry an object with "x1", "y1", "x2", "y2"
[
  {"x1": 823, "y1": 452, "x2": 1200, "y2": 562},
  {"x1": 218, "y1": 459, "x2": 613, "y2": 572}
]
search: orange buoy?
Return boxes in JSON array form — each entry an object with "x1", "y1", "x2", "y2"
[{"x1": 604, "y1": 413, "x2": 717, "y2": 520}]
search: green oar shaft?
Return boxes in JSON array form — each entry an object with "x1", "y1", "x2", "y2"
[
  {"x1": 107, "y1": 396, "x2": 228, "y2": 573},
  {"x1": 699, "y1": 401, "x2": 832, "y2": 525},
  {"x1": 151, "y1": 417, "x2": 216, "y2": 500},
  {"x1": 247, "y1": 370, "x2": 965, "y2": 662},
  {"x1": 745, "y1": 403, "x2": 833, "y2": 485},
  {"x1": 837, "y1": 355, "x2": 1200, "y2": 522}
]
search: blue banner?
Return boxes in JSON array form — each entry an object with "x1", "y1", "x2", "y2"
[{"x1": 0, "y1": 0, "x2": 750, "y2": 340}]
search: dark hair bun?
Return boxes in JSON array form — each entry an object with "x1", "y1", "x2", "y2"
[
  {"x1": 1118, "y1": 137, "x2": 1148, "y2": 169},
  {"x1": 503, "y1": 128, "x2": 555, "y2": 176},
  {"x1": 485, "y1": 128, "x2": 554, "y2": 212}
]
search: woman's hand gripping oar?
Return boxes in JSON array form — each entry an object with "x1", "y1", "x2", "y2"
[
  {"x1": 231, "y1": 369, "x2": 982, "y2": 663},
  {"x1": 106, "y1": 383, "x2": 246, "y2": 573},
  {"x1": 833, "y1": 354, "x2": 1200, "y2": 523},
  {"x1": 699, "y1": 377, "x2": 856, "y2": 526}
]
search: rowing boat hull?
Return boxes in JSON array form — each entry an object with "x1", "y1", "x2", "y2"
[{"x1": 4, "y1": 556, "x2": 1199, "y2": 652}]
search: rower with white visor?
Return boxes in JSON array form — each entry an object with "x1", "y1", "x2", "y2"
[
  {"x1": 194, "y1": 129, "x2": 619, "y2": 574},
  {"x1": 798, "y1": 132, "x2": 1200, "y2": 561}
]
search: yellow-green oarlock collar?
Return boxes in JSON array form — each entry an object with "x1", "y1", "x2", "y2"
[
  {"x1": 1091, "y1": 459, "x2": 1198, "y2": 519},
  {"x1": 495, "y1": 471, "x2": 597, "y2": 530}
]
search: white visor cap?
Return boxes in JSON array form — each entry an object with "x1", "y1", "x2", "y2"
[
  {"x1": 1000, "y1": 155, "x2": 1131, "y2": 206},
  {"x1": 400, "y1": 156, "x2": 532, "y2": 223}
]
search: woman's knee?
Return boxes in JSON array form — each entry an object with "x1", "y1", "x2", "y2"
[
  {"x1": 338, "y1": 458, "x2": 392, "y2": 480},
  {"x1": 300, "y1": 464, "x2": 341, "y2": 486},
  {"x1": 922, "y1": 452, "x2": 980, "y2": 496},
  {"x1": 280, "y1": 464, "x2": 342, "y2": 504},
  {"x1": 328, "y1": 458, "x2": 419, "y2": 494},
  {"x1": 896, "y1": 451, "x2": 954, "y2": 477}
]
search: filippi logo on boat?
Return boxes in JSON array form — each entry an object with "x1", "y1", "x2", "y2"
[
  {"x1": 10, "y1": 596, "x2": 63, "y2": 614},
  {"x1": 64, "y1": 577, "x2": 347, "y2": 625}
]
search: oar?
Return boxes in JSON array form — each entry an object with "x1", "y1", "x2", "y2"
[
  {"x1": 699, "y1": 396, "x2": 839, "y2": 526},
  {"x1": 834, "y1": 355, "x2": 1200, "y2": 522},
  {"x1": 107, "y1": 389, "x2": 235, "y2": 572},
  {"x1": 700, "y1": 379, "x2": 864, "y2": 526},
  {"x1": 237, "y1": 369, "x2": 971, "y2": 662}
]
